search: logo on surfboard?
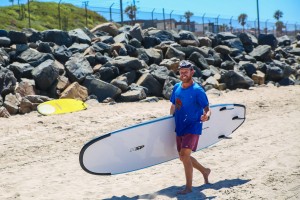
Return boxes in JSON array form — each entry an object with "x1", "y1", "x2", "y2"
[{"x1": 130, "y1": 145, "x2": 145, "y2": 152}]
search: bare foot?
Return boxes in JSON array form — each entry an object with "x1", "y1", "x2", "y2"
[
  {"x1": 177, "y1": 188, "x2": 192, "y2": 195},
  {"x1": 203, "y1": 168, "x2": 211, "y2": 184}
]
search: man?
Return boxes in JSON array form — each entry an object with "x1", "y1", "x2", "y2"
[{"x1": 170, "y1": 60, "x2": 211, "y2": 195}]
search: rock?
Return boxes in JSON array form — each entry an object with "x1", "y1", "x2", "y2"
[
  {"x1": 150, "y1": 64, "x2": 171, "y2": 85},
  {"x1": 214, "y1": 45, "x2": 231, "y2": 55},
  {"x1": 266, "y1": 66, "x2": 284, "y2": 82},
  {"x1": 37, "y1": 42, "x2": 52, "y2": 53},
  {"x1": 91, "y1": 23, "x2": 119, "y2": 37},
  {"x1": 15, "y1": 79, "x2": 36, "y2": 97},
  {"x1": 57, "y1": 76, "x2": 70, "y2": 91},
  {"x1": 68, "y1": 43, "x2": 90, "y2": 53},
  {"x1": 252, "y1": 70, "x2": 265, "y2": 85},
  {"x1": 65, "y1": 54, "x2": 93, "y2": 83},
  {"x1": 118, "y1": 89, "x2": 146, "y2": 102},
  {"x1": 221, "y1": 70, "x2": 254, "y2": 89},
  {"x1": 99, "y1": 35, "x2": 115, "y2": 44},
  {"x1": 198, "y1": 37, "x2": 212, "y2": 47},
  {"x1": 0, "y1": 68, "x2": 17, "y2": 97},
  {"x1": 124, "y1": 44, "x2": 138, "y2": 57},
  {"x1": 91, "y1": 42, "x2": 111, "y2": 55},
  {"x1": 129, "y1": 24, "x2": 144, "y2": 42},
  {"x1": 69, "y1": 28, "x2": 91, "y2": 44},
  {"x1": 109, "y1": 56, "x2": 144, "y2": 72},
  {"x1": 8, "y1": 62, "x2": 34, "y2": 81},
  {"x1": 136, "y1": 73, "x2": 163, "y2": 96},
  {"x1": 82, "y1": 76, "x2": 121, "y2": 102},
  {"x1": 97, "y1": 62, "x2": 120, "y2": 82},
  {"x1": 0, "y1": 48, "x2": 10, "y2": 67},
  {"x1": 3, "y1": 93, "x2": 21, "y2": 115},
  {"x1": 32, "y1": 59, "x2": 59, "y2": 90},
  {"x1": 217, "y1": 32, "x2": 237, "y2": 40},
  {"x1": 0, "y1": 106, "x2": 10, "y2": 118},
  {"x1": 188, "y1": 52, "x2": 209, "y2": 70},
  {"x1": 288, "y1": 48, "x2": 300, "y2": 56},
  {"x1": 241, "y1": 63, "x2": 257, "y2": 77},
  {"x1": 278, "y1": 77, "x2": 295, "y2": 86},
  {"x1": 114, "y1": 32, "x2": 130, "y2": 44},
  {"x1": 23, "y1": 28, "x2": 43, "y2": 43},
  {"x1": 142, "y1": 36, "x2": 161, "y2": 49},
  {"x1": 223, "y1": 38, "x2": 245, "y2": 53},
  {"x1": 17, "y1": 48, "x2": 54, "y2": 67},
  {"x1": 146, "y1": 29, "x2": 174, "y2": 42},
  {"x1": 258, "y1": 34, "x2": 278, "y2": 50},
  {"x1": 60, "y1": 82, "x2": 88, "y2": 101},
  {"x1": 162, "y1": 76, "x2": 180, "y2": 99},
  {"x1": 53, "y1": 45, "x2": 73, "y2": 64},
  {"x1": 19, "y1": 95, "x2": 52, "y2": 114},
  {"x1": 144, "y1": 48, "x2": 163, "y2": 65},
  {"x1": 249, "y1": 45, "x2": 272, "y2": 62},
  {"x1": 0, "y1": 30, "x2": 8, "y2": 37},
  {"x1": 159, "y1": 57, "x2": 180, "y2": 72},
  {"x1": 0, "y1": 37, "x2": 11, "y2": 47},
  {"x1": 42, "y1": 29, "x2": 73, "y2": 47},
  {"x1": 277, "y1": 35, "x2": 291, "y2": 47},
  {"x1": 129, "y1": 38, "x2": 142, "y2": 48},
  {"x1": 110, "y1": 79, "x2": 129, "y2": 92},
  {"x1": 165, "y1": 45, "x2": 185, "y2": 60},
  {"x1": 220, "y1": 60, "x2": 235, "y2": 70},
  {"x1": 203, "y1": 76, "x2": 219, "y2": 89},
  {"x1": 8, "y1": 31, "x2": 27, "y2": 44}
]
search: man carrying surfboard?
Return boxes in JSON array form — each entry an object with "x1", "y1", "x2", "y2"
[{"x1": 170, "y1": 60, "x2": 211, "y2": 195}]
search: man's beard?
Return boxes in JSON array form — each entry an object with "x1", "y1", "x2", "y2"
[{"x1": 181, "y1": 75, "x2": 192, "y2": 83}]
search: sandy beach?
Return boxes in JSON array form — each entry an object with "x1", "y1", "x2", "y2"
[{"x1": 0, "y1": 85, "x2": 299, "y2": 200}]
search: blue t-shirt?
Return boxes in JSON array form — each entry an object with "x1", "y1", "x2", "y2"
[{"x1": 170, "y1": 82, "x2": 209, "y2": 136}]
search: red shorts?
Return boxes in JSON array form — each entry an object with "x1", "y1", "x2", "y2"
[{"x1": 176, "y1": 134, "x2": 199, "y2": 152}]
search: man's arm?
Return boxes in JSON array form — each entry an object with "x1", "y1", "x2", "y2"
[
  {"x1": 170, "y1": 104, "x2": 175, "y2": 116},
  {"x1": 201, "y1": 106, "x2": 211, "y2": 122}
]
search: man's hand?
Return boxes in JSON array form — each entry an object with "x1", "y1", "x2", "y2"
[{"x1": 201, "y1": 113, "x2": 210, "y2": 122}]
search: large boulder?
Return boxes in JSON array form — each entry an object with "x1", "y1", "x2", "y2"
[
  {"x1": 162, "y1": 76, "x2": 180, "y2": 99},
  {"x1": 8, "y1": 31, "x2": 27, "y2": 44},
  {"x1": 118, "y1": 89, "x2": 146, "y2": 102},
  {"x1": 136, "y1": 73, "x2": 163, "y2": 97},
  {"x1": 144, "y1": 48, "x2": 163, "y2": 65},
  {"x1": 188, "y1": 52, "x2": 209, "y2": 70},
  {"x1": 3, "y1": 93, "x2": 21, "y2": 115},
  {"x1": 69, "y1": 28, "x2": 91, "y2": 44},
  {"x1": 22, "y1": 28, "x2": 43, "y2": 43},
  {"x1": 129, "y1": 24, "x2": 144, "y2": 42},
  {"x1": 258, "y1": 34, "x2": 278, "y2": 50},
  {"x1": 60, "y1": 82, "x2": 88, "y2": 101},
  {"x1": 220, "y1": 70, "x2": 254, "y2": 89},
  {"x1": 65, "y1": 54, "x2": 93, "y2": 83},
  {"x1": 146, "y1": 29, "x2": 175, "y2": 42},
  {"x1": 53, "y1": 45, "x2": 73, "y2": 64},
  {"x1": 165, "y1": 45, "x2": 185, "y2": 60},
  {"x1": 91, "y1": 23, "x2": 119, "y2": 37},
  {"x1": 8, "y1": 62, "x2": 34, "y2": 81},
  {"x1": 249, "y1": 45, "x2": 272, "y2": 62},
  {"x1": 82, "y1": 76, "x2": 121, "y2": 102},
  {"x1": 0, "y1": 68, "x2": 17, "y2": 97},
  {"x1": 42, "y1": 29, "x2": 73, "y2": 47},
  {"x1": 277, "y1": 35, "x2": 291, "y2": 47},
  {"x1": 17, "y1": 48, "x2": 54, "y2": 67},
  {"x1": 108, "y1": 56, "x2": 144, "y2": 72},
  {"x1": 31, "y1": 59, "x2": 59, "y2": 90}
]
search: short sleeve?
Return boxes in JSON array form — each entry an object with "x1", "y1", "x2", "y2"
[
  {"x1": 196, "y1": 88, "x2": 209, "y2": 108},
  {"x1": 170, "y1": 83, "x2": 179, "y2": 104}
]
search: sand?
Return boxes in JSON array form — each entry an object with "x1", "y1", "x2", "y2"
[{"x1": 0, "y1": 84, "x2": 300, "y2": 200}]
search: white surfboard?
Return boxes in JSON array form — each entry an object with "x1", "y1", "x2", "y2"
[{"x1": 79, "y1": 104, "x2": 246, "y2": 175}]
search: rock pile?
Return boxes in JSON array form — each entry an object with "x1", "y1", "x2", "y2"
[{"x1": 0, "y1": 23, "x2": 299, "y2": 117}]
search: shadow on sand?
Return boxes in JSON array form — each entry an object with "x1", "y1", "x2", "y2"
[{"x1": 103, "y1": 178, "x2": 250, "y2": 200}]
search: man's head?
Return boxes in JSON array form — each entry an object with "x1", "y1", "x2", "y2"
[{"x1": 178, "y1": 60, "x2": 195, "y2": 83}]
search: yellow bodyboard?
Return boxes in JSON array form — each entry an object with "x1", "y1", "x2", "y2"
[{"x1": 37, "y1": 99, "x2": 88, "y2": 115}]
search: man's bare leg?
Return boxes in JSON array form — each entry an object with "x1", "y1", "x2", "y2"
[
  {"x1": 178, "y1": 148, "x2": 193, "y2": 194},
  {"x1": 190, "y1": 156, "x2": 211, "y2": 184}
]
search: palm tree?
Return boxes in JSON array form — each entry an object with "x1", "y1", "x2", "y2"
[
  {"x1": 184, "y1": 10, "x2": 193, "y2": 31},
  {"x1": 238, "y1": 13, "x2": 248, "y2": 32},
  {"x1": 9, "y1": 0, "x2": 14, "y2": 5},
  {"x1": 273, "y1": 10, "x2": 283, "y2": 21},
  {"x1": 274, "y1": 10, "x2": 284, "y2": 36},
  {"x1": 124, "y1": 4, "x2": 137, "y2": 25}
]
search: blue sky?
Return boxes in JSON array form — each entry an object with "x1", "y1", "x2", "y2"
[{"x1": 1, "y1": 0, "x2": 299, "y2": 24}]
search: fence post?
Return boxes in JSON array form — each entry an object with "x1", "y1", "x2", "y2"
[
  {"x1": 169, "y1": 10, "x2": 173, "y2": 30},
  {"x1": 163, "y1": 8, "x2": 166, "y2": 30},
  {"x1": 120, "y1": 0, "x2": 123, "y2": 25},
  {"x1": 109, "y1": 3, "x2": 114, "y2": 22},
  {"x1": 27, "y1": 0, "x2": 31, "y2": 28},
  {"x1": 58, "y1": 0, "x2": 62, "y2": 30},
  {"x1": 151, "y1": 8, "x2": 155, "y2": 27},
  {"x1": 202, "y1": 13, "x2": 206, "y2": 35}
]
